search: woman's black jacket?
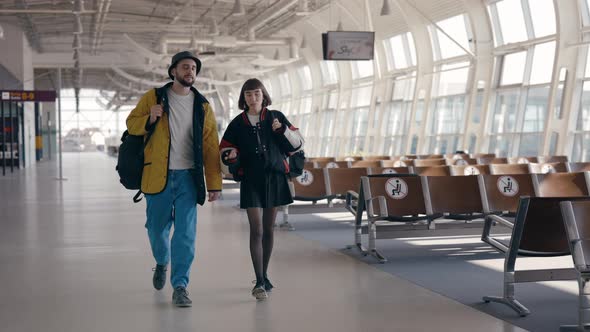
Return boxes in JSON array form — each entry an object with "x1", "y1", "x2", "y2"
[{"x1": 220, "y1": 108, "x2": 294, "y2": 179}]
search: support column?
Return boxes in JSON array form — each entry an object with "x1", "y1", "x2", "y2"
[
  {"x1": 34, "y1": 102, "x2": 42, "y2": 161},
  {"x1": 41, "y1": 102, "x2": 57, "y2": 160},
  {"x1": 545, "y1": 0, "x2": 582, "y2": 158}
]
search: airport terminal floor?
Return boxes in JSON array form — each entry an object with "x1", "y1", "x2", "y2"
[{"x1": 0, "y1": 152, "x2": 528, "y2": 332}]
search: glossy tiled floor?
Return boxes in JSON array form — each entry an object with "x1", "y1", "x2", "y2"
[{"x1": 0, "y1": 153, "x2": 526, "y2": 332}]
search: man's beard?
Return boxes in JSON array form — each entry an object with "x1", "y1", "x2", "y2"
[{"x1": 177, "y1": 76, "x2": 194, "y2": 87}]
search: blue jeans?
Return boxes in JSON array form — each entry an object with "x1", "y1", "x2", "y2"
[{"x1": 145, "y1": 170, "x2": 197, "y2": 288}]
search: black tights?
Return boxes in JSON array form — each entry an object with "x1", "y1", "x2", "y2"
[{"x1": 246, "y1": 207, "x2": 277, "y2": 284}]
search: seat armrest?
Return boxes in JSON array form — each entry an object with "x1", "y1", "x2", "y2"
[
  {"x1": 366, "y1": 196, "x2": 388, "y2": 219},
  {"x1": 481, "y1": 214, "x2": 511, "y2": 253},
  {"x1": 345, "y1": 190, "x2": 359, "y2": 216},
  {"x1": 572, "y1": 240, "x2": 590, "y2": 273},
  {"x1": 488, "y1": 214, "x2": 515, "y2": 228}
]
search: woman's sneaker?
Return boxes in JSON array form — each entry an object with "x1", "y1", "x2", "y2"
[
  {"x1": 251, "y1": 282, "x2": 268, "y2": 300},
  {"x1": 264, "y1": 277, "x2": 274, "y2": 292}
]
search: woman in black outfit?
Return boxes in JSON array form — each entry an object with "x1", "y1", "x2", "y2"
[{"x1": 220, "y1": 78, "x2": 298, "y2": 300}]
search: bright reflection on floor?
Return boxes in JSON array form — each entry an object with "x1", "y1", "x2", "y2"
[
  {"x1": 399, "y1": 234, "x2": 578, "y2": 296},
  {"x1": 398, "y1": 234, "x2": 503, "y2": 246},
  {"x1": 311, "y1": 212, "x2": 353, "y2": 221}
]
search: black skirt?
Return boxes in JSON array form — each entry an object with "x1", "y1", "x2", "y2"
[{"x1": 239, "y1": 171, "x2": 293, "y2": 209}]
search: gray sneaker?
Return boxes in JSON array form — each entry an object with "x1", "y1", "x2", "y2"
[
  {"x1": 251, "y1": 283, "x2": 268, "y2": 300},
  {"x1": 279, "y1": 221, "x2": 295, "y2": 231},
  {"x1": 172, "y1": 287, "x2": 192, "y2": 307},
  {"x1": 152, "y1": 264, "x2": 167, "y2": 290}
]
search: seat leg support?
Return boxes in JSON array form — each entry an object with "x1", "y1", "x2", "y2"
[
  {"x1": 483, "y1": 276, "x2": 530, "y2": 317},
  {"x1": 561, "y1": 274, "x2": 590, "y2": 331}
]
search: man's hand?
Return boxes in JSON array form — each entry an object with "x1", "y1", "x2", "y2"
[
  {"x1": 208, "y1": 191, "x2": 221, "y2": 202},
  {"x1": 150, "y1": 104, "x2": 163, "y2": 124}
]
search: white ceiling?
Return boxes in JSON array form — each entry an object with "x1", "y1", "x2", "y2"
[{"x1": 0, "y1": 0, "x2": 469, "y2": 93}]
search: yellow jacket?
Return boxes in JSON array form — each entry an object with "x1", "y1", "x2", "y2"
[{"x1": 126, "y1": 83, "x2": 222, "y2": 205}]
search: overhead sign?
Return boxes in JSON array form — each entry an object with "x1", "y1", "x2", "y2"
[
  {"x1": 1, "y1": 90, "x2": 57, "y2": 102},
  {"x1": 322, "y1": 31, "x2": 375, "y2": 60}
]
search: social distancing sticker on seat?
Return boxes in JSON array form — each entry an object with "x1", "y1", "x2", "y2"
[
  {"x1": 296, "y1": 170, "x2": 314, "y2": 186},
  {"x1": 496, "y1": 176, "x2": 519, "y2": 197},
  {"x1": 385, "y1": 178, "x2": 408, "y2": 199},
  {"x1": 382, "y1": 168, "x2": 397, "y2": 174},
  {"x1": 326, "y1": 162, "x2": 339, "y2": 168},
  {"x1": 463, "y1": 166, "x2": 480, "y2": 175},
  {"x1": 541, "y1": 164, "x2": 555, "y2": 173}
]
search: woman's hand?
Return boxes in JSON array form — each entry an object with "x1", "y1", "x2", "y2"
[
  {"x1": 226, "y1": 149, "x2": 238, "y2": 160},
  {"x1": 272, "y1": 119, "x2": 282, "y2": 131}
]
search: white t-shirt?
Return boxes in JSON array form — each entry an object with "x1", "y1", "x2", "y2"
[
  {"x1": 167, "y1": 90, "x2": 195, "y2": 170},
  {"x1": 247, "y1": 113, "x2": 259, "y2": 126}
]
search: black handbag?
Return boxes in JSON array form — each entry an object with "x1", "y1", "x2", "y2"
[
  {"x1": 267, "y1": 111, "x2": 305, "y2": 178},
  {"x1": 288, "y1": 150, "x2": 305, "y2": 178}
]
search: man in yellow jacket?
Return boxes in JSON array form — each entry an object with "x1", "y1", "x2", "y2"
[{"x1": 126, "y1": 51, "x2": 222, "y2": 307}]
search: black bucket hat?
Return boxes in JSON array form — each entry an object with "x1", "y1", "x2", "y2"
[{"x1": 168, "y1": 51, "x2": 202, "y2": 80}]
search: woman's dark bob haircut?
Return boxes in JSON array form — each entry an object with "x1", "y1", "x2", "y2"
[{"x1": 238, "y1": 78, "x2": 272, "y2": 110}]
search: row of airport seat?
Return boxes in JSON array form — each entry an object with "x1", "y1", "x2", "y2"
[
  {"x1": 308, "y1": 154, "x2": 567, "y2": 164},
  {"x1": 306, "y1": 161, "x2": 590, "y2": 174},
  {"x1": 481, "y1": 197, "x2": 590, "y2": 331},
  {"x1": 344, "y1": 172, "x2": 590, "y2": 262},
  {"x1": 308, "y1": 153, "x2": 494, "y2": 162},
  {"x1": 343, "y1": 173, "x2": 590, "y2": 329},
  {"x1": 289, "y1": 163, "x2": 590, "y2": 205},
  {"x1": 294, "y1": 155, "x2": 590, "y2": 329},
  {"x1": 307, "y1": 157, "x2": 583, "y2": 169}
]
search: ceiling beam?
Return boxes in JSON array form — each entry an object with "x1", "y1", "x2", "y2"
[
  {"x1": 0, "y1": 9, "x2": 96, "y2": 14},
  {"x1": 31, "y1": 52, "x2": 148, "y2": 68}
]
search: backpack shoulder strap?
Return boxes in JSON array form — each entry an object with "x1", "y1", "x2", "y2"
[
  {"x1": 144, "y1": 88, "x2": 163, "y2": 146},
  {"x1": 155, "y1": 87, "x2": 164, "y2": 105},
  {"x1": 133, "y1": 190, "x2": 143, "y2": 203}
]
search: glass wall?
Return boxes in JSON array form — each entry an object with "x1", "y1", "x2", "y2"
[
  {"x1": 344, "y1": 84, "x2": 372, "y2": 154},
  {"x1": 428, "y1": 14, "x2": 472, "y2": 61},
  {"x1": 426, "y1": 62, "x2": 470, "y2": 154},
  {"x1": 381, "y1": 75, "x2": 415, "y2": 156},
  {"x1": 487, "y1": 0, "x2": 557, "y2": 157},
  {"x1": 318, "y1": 90, "x2": 339, "y2": 157},
  {"x1": 572, "y1": 47, "x2": 590, "y2": 161},
  {"x1": 489, "y1": 0, "x2": 556, "y2": 45},
  {"x1": 60, "y1": 89, "x2": 133, "y2": 149},
  {"x1": 423, "y1": 13, "x2": 473, "y2": 154},
  {"x1": 383, "y1": 32, "x2": 417, "y2": 71},
  {"x1": 320, "y1": 61, "x2": 339, "y2": 86},
  {"x1": 352, "y1": 60, "x2": 374, "y2": 79}
]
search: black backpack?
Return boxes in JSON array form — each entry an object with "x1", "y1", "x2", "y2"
[
  {"x1": 287, "y1": 150, "x2": 305, "y2": 178},
  {"x1": 267, "y1": 111, "x2": 305, "y2": 178},
  {"x1": 116, "y1": 88, "x2": 162, "y2": 202}
]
